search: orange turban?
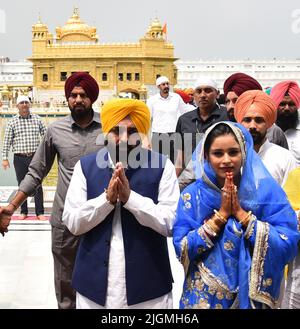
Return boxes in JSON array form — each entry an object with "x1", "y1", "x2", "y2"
[
  {"x1": 184, "y1": 88, "x2": 194, "y2": 95},
  {"x1": 234, "y1": 90, "x2": 277, "y2": 128},
  {"x1": 270, "y1": 80, "x2": 300, "y2": 108},
  {"x1": 101, "y1": 99, "x2": 150, "y2": 135}
]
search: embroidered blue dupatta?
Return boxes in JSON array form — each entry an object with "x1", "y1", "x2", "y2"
[{"x1": 173, "y1": 122, "x2": 299, "y2": 309}]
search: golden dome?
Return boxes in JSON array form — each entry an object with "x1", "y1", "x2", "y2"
[
  {"x1": 62, "y1": 8, "x2": 90, "y2": 31},
  {"x1": 32, "y1": 13, "x2": 48, "y2": 30},
  {"x1": 151, "y1": 18, "x2": 162, "y2": 29},
  {"x1": 56, "y1": 7, "x2": 98, "y2": 42},
  {"x1": 144, "y1": 17, "x2": 164, "y2": 39}
]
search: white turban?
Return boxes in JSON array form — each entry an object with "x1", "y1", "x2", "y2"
[
  {"x1": 194, "y1": 77, "x2": 218, "y2": 90},
  {"x1": 156, "y1": 76, "x2": 169, "y2": 87},
  {"x1": 16, "y1": 95, "x2": 30, "y2": 105}
]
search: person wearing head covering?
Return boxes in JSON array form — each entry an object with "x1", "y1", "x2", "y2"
[
  {"x1": 1, "y1": 95, "x2": 47, "y2": 220},
  {"x1": 234, "y1": 90, "x2": 297, "y2": 187},
  {"x1": 174, "y1": 89, "x2": 196, "y2": 112},
  {"x1": 62, "y1": 98, "x2": 180, "y2": 309},
  {"x1": 146, "y1": 76, "x2": 188, "y2": 164},
  {"x1": 173, "y1": 121, "x2": 299, "y2": 309},
  {"x1": 223, "y1": 72, "x2": 288, "y2": 149},
  {"x1": 0, "y1": 72, "x2": 102, "y2": 309},
  {"x1": 175, "y1": 77, "x2": 228, "y2": 188},
  {"x1": 224, "y1": 72, "x2": 262, "y2": 122},
  {"x1": 270, "y1": 80, "x2": 300, "y2": 166},
  {"x1": 174, "y1": 89, "x2": 192, "y2": 104}
]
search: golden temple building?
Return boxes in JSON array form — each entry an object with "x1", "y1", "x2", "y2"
[{"x1": 29, "y1": 8, "x2": 178, "y2": 106}]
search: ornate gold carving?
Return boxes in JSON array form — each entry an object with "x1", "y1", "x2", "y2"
[{"x1": 249, "y1": 221, "x2": 276, "y2": 308}]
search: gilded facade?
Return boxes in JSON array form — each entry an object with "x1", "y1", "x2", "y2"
[{"x1": 29, "y1": 8, "x2": 177, "y2": 106}]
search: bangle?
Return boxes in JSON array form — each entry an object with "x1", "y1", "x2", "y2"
[
  {"x1": 240, "y1": 211, "x2": 252, "y2": 227},
  {"x1": 206, "y1": 218, "x2": 220, "y2": 234},
  {"x1": 214, "y1": 210, "x2": 227, "y2": 224},
  {"x1": 203, "y1": 222, "x2": 218, "y2": 237}
]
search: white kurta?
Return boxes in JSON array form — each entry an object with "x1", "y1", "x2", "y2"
[
  {"x1": 147, "y1": 92, "x2": 188, "y2": 133},
  {"x1": 258, "y1": 139, "x2": 298, "y2": 186},
  {"x1": 62, "y1": 158, "x2": 180, "y2": 309},
  {"x1": 285, "y1": 121, "x2": 300, "y2": 167}
]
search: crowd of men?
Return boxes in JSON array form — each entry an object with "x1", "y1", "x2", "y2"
[{"x1": 0, "y1": 71, "x2": 300, "y2": 309}]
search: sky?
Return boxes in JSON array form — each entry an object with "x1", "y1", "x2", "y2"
[{"x1": 0, "y1": 0, "x2": 300, "y2": 61}]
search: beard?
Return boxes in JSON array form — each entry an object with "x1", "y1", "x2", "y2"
[
  {"x1": 106, "y1": 140, "x2": 141, "y2": 167},
  {"x1": 227, "y1": 108, "x2": 236, "y2": 122},
  {"x1": 276, "y1": 111, "x2": 299, "y2": 132},
  {"x1": 249, "y1": 130, "x2": 266, "y2": 145},
  {"x1": 162, "y1": 87, "x2": 169, "y2": 94},
  {"x1": 69, "y1": 105, "x2": 93, "y2": 120}
]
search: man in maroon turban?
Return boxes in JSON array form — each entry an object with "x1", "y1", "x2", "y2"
[
  {"x1": 223, "y1": 72, "x2": 262, "y2": 121},
  {"x1": 64, "y1": 72, "x2": 99, "y2": 123},
  {"x1": 65, "y1": 71, "x2": 99, "y2": 104},
  {"x1": 0, "y1": 72, "x2": 102, "y2": 309},
  {"x1": 223, "y1": 72, "x2": 288, "y2": 149}
]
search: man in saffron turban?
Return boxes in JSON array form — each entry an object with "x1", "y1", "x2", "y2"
[
  {"x1": 224, "y1": 72, "x2": 263, "y2": 121},
  {"x1": 234, "y1": 90, "x2": 297, "y2": 187},
  {"x1": 62, "y1": 98, "x2": 180, "y2": 309},
  {"x1": 223, "y1": 72, "x2": 288, "y2": 149},
  {"x1": 0, "y1": 72, "x2": 102, "y2": 309},
  {"x1": 271, "y1": 80, "x2": 300, "y2": 165}
]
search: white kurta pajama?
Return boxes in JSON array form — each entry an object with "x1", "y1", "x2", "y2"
[{"x1": 62, "y1": 158, "x2": 180, "y2": 309}]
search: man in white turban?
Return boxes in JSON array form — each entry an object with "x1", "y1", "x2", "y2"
[{"x1": 147, "y1": 76, "x2": 188, "y2": 163}]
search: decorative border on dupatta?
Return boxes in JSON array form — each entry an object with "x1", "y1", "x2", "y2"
[
  {"x1": 249, "y1": 220, "x2": 276, "y2": 308},
  {"x1": 198, "y1": 263, "x2": 239, "y2": 294}
]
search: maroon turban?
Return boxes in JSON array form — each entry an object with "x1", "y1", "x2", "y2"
[
  {"x1": 223, "y1": 72, "x2": 262, "y2": 98},
  {"x1": 64, "y1": 72, "x2": 99, "y2": 104}
]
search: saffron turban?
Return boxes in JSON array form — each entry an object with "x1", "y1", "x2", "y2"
[
  {"x1": 270, "y1": 80, "x2": 300, "y2": 108},
  {"x1": 101, "y1": 99, "x2": 151, "y2": 135},
  {"x1": 65, "y1": 72, "x2": 99, "y2": 104},
  {"x1": 234, "y1": 90, "x2": 277, "y2": 128},
  {"x1": 184, "y1": 88, "x2": 194, "y2": 95},
  {"x1": 223, "y1": 72, "x2": 262, "y2": 98},
  {"x1": 174, "y1": 89, "x2": 192, "y2": 104}
]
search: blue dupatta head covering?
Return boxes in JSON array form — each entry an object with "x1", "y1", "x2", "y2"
[{"x1": 175, "y1": 121, "x2": 299, "y2": 308}]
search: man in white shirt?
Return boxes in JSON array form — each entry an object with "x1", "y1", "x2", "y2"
[
  {"x1": 62, "y1": 98, "x2": 180, "y2": 309},
  {"x1": 235, "y1": 90, "x2": 297, "y2": 187},
  {"x1": 147, "y1": 76, "x2": 187, "y2": 163},
  {"x1": 271, "y1": 80, "x2": 300, "y2": 166}
]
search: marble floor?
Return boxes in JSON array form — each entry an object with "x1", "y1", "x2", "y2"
[
  {"x1": 0, "y1": 220, "x2": 184, "y2": 309},
  {"x1": 0, "y1": 220, "x2": 57, "y2": 309}
]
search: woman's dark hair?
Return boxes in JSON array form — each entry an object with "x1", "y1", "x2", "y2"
[{"x1": 204, "y1": 123, "x2": 239, "y2": 156}]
